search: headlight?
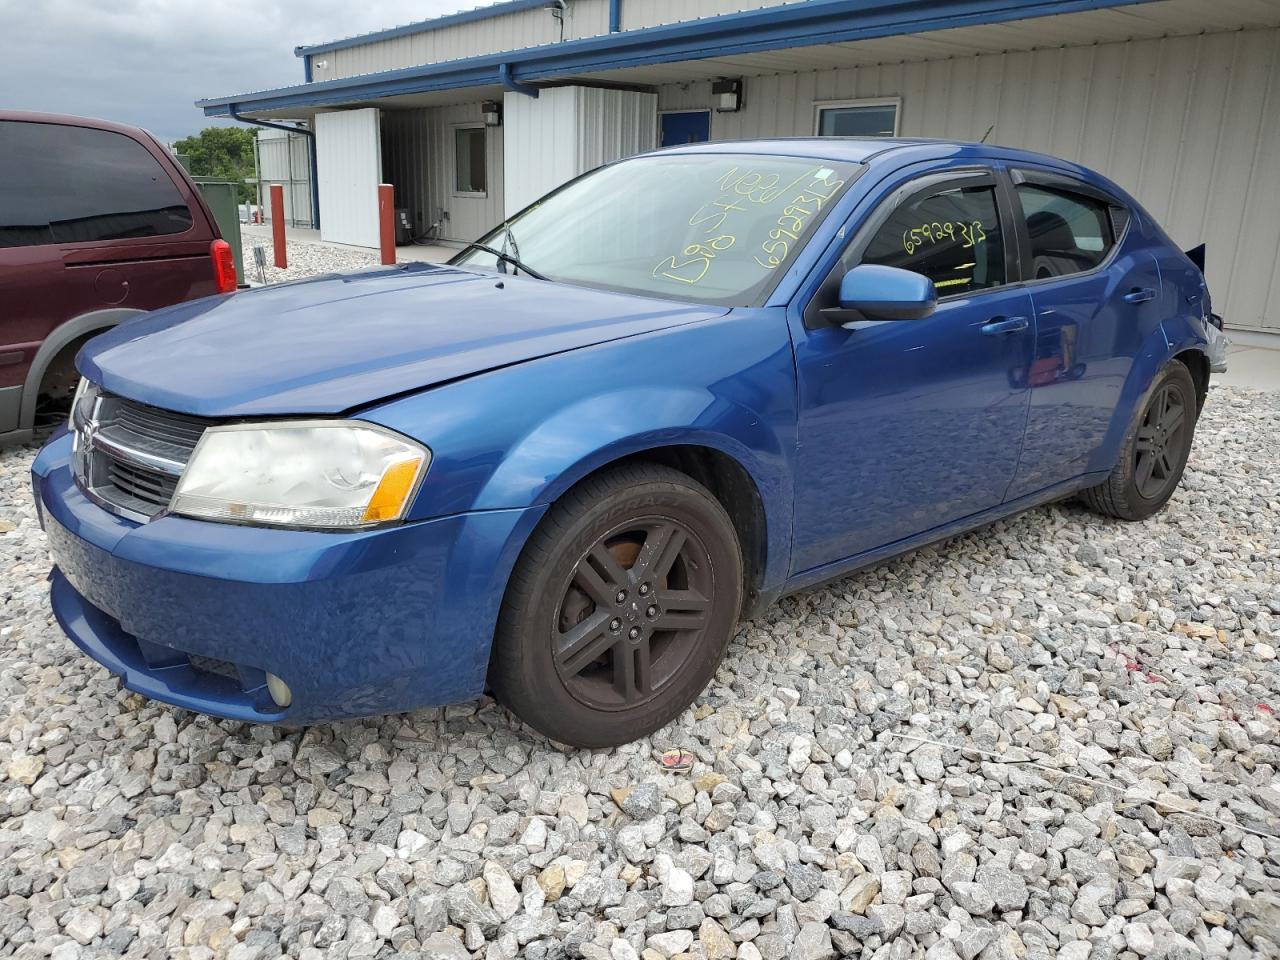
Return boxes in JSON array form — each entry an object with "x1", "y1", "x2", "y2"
[{"x1": 170, "y1": 421, "x2": 430, "y2": 529}]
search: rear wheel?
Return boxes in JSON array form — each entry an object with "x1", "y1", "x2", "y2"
[
  {"x1": 490, "y1": 464, "x2": 742, "y2": 748},
  {"x1": 1079, "y1": 362, "x2": 1198, "y2": 521}
]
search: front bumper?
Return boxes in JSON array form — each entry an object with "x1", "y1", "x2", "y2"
[{"x1": 33, "y1": 432, "x2": 543, "y2": 724}]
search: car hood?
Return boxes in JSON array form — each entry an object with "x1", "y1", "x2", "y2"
[{"x1": 80, "y1": 263, "x2": 727, "y2": 417}]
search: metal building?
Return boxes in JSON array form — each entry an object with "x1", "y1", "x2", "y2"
[{"x1": 198, "y1": 0, "x2": 1280, "y2": 333}]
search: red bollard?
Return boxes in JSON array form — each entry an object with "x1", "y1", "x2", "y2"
[
  {"x1": 270, "y1": 184, "x2": 287, "y2": 269},
  {"x1": 378, "y1": 183, "x2": 396, "y2": 266}
]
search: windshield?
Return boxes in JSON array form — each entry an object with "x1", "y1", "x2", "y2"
[{"x1": 452, "y1": 153, "x2": 863, "y2": 306}]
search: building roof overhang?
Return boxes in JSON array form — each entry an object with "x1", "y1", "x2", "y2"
[{"x1": 198, "y1": 0, "x2": 1275, "y2": 120}]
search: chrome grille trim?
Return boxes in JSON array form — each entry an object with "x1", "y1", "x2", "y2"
[{"x1": 72, "y1": 385, "x2": 212, "y2": 521}]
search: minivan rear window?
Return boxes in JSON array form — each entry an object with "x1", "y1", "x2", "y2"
[{"x1": 0, "y1": 120, "x2": 194, "y2": 248}]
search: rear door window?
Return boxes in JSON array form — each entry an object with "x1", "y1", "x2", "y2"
[
  {"x1": 0, "y1": 120, "x2": 193, "y2": 248},
  {"x1": 860, "y1": 182, "x2": 1006, "y2": 295},
  {"x1": 1015, "y1": 184, "x2": 1115, "y2": 280}
]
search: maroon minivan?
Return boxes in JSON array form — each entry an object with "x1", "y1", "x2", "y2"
[{"x1": 0, "y1": 111, "x2": 236, "y2": 446}]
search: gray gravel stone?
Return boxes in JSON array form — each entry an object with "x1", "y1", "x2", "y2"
[{"x1": 3, "y1": 384, "x2": 1278, "y2": 960}]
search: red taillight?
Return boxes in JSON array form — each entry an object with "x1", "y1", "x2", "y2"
[{"x1": 211, "y1": 239, "x2": 237, "y2": 294}]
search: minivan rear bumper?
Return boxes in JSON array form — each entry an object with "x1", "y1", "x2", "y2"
[{"x1": 33, "y1": 432, "x2": 543, "y2": 724}]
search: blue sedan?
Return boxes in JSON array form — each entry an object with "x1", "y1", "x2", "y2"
[{"x1": 32, "y1": 139, "x2": 1226, "y2": 747}]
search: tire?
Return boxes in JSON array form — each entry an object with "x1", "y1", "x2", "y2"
[
  {"x1": 490, "y1": 463, "x2": 743, "y2": 748},
  {"x1": 1079, "y1": 362, "x2": 1198, "y2": 521}
]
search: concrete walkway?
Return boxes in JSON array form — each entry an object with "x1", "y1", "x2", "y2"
[{"x1": 1217, "y1": 331, "x2": 1280, "y2": 391}]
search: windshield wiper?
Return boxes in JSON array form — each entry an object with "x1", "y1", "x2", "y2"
[{"x1": 457, "y1": 237, "x2": 549, "y2": 281}]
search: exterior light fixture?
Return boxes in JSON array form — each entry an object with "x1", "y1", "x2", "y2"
[
  {"x1": 482, "y1": 100, "x2": 503, "y2": 127},
  {"x1": 712, "y1": 78, "x2": 742, "y2": 113}
]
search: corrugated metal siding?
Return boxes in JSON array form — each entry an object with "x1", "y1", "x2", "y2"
[
  {"x1": 657, "y1": 27, "x2": 1280, "y2": 331},
  {"x1": 255, "y1": 128, "x2": 312, "y2": 226},
  {"x1": 381, "y1": 103, "x2": 505, "y2": 242},
  {"x1": 315, "y1": 108, "x2": 382, "y2": 247},
  {"x1": 504, "y1": 87, "x2": 656, "y2": 216},
  {"x1": 315, "y1": 0, "x2": 612, "y2": 81},
  {"x1": 621, "y1": 0, "x2": 795, "y2": 31}
]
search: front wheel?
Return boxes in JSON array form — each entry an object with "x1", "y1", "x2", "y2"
[
  {"x1": 490, "y1": 464, "x2": 742, "y2": 748},
  {"x1": 1079, "y1": 362, "x2": 1198, "y2": 521}
]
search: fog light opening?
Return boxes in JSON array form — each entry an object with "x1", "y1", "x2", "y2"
[{"x1": 266, "y1": 673, "x2": 293, "y2": 708}]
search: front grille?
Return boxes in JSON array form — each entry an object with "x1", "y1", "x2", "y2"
[{"x1": 73, "y1": 387, "x2": 212, "y2": 520}]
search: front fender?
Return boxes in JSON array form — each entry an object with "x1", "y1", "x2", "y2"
[
  {"x1": 476, "y1": 386, "x2": 793, "y2": 592},
  {"x1": 364, "y1": 311, "x2": 798, "y2": 595}
]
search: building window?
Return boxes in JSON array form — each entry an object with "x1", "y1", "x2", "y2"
[
  {"x1": 815, "y1": 98, "x2": 900, "y2": 137},
  {"x1": 454, "y1": 126, "x2": 486, "y2": 195}
]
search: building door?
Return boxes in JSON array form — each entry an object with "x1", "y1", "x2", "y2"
[{"x1": 659, "y1": 111, "x2": 710, "y2": 147}]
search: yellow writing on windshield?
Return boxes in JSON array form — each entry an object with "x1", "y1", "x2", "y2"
[
  {"x1": 652, "y1": 164, "x2": 845, "y2": 286},
  {"x1": 752, "y1": 169, "x2": 846, "y2": 271}
]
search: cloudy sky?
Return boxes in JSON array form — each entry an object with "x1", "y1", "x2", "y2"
[{"x1": 1, "y1": 0, "x2": 493, "y2": 144}]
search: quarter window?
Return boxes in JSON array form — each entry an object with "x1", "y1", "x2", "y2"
[
  {"x1": 0, "y1": 120, "x2": 193, "y2": 248},
  {"x1": 1016, "y1": 184, "x2": 1115, "y2": 279},
  {"x1": 454, "y1": 126, "x2": 487, "y2": 195},
  {"x1": 861, "y1": 182, "x2": 1006, "y2": 295}
]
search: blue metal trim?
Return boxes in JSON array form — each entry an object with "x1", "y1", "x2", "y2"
[
  {"x1": 610, "y1": 0, "x2": 621, "y2": 32},
  {"x1": 294, "y1": 0, "x2": 554, "y2": 57},
  {"x1": 202, "y1": 0, "x2": 1152, "y2": 116},
  {"x1": 500, "y1": 62, "x2": 540, "y2": 98},
  {"x1": 303, "y1": 55, "x2": 312, "y2": 83}
]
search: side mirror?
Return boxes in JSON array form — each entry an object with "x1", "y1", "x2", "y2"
[{"x1": 822, "y1": 264, "x2": 937, "y2": 325}]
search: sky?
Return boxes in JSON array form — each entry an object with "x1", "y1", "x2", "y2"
[{"x1": 1, "y1": 0, "x2": 493, "y2": 144}]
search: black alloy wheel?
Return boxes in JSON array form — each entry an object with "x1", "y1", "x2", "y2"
[
  {"x1": 1080, "y1": 361, "x2": 1198, "y2": 521},
  {"x1": 1133, "y1": 382, "x2": 1188, "y2": 500},
  {"x1": 490, "y1": 463, "x2": 742, "y2": 748},
  {"x1": 553, "y1": 518, "x2": 712, "y2": 711}
]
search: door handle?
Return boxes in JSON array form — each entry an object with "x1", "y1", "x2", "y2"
[
  {"x1": 980, "y1": 316, "x2": 1029, "y2": 336},
  {"x1": 1123, "y1": 287, "x2": 1157, "y2": 304}
]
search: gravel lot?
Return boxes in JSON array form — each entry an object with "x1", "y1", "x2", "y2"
[{"x1": 2, "y1": 337, "x2": 1278, "y2": 956}]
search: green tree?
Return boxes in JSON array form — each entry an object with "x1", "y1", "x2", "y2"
[{"x1": 173, "y1": 126, "x2": 258, "y2": 202}]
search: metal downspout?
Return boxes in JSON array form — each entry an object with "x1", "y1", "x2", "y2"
[
  {"x1": 500, "y1": 62, "x2": 540, "y2": 98},
  {"x1": 228, "y1": 107, "x2": 321, "y2": 231}
]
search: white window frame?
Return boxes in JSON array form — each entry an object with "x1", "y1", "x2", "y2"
[
  {"x1": 813, "y1": 97, "x2": 902, "y2": 137},
  {"x1": 452, "y1": 123, "x2": 488, "y2": 198}
]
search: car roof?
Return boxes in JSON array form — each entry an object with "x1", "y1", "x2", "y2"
[
  {"x1": 654, "y1": 136, "x2": 1079, "y2": 171},
  {"x1": 0, "y1": 110, "x2": 161, "y2": 143},
  {"x1": 649, "y1": 136, "x2": 1123, "y2": 194}
]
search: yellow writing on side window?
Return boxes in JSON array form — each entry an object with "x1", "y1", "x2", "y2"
[{"x1": 902, "y1": 220, "x2": 987, "y2": 255}]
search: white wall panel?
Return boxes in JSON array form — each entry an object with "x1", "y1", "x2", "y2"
[
  {"x1": 504, "y1": 87, "x2": 657, "y2": 217},
  {"x1": 315, "y1": 108, "x2": 382, "y2": 248},
  {"x1": 657, "y1": 27, "x2": 1280, "y2": 330}
]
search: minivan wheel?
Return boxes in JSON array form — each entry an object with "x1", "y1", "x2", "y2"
[
  {"x1": 1079, "y1": 362, "x2": 1198, "y2": 521},
  {"x1": 490, "y1": 463, "x2": 742, "y2": 748}
]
